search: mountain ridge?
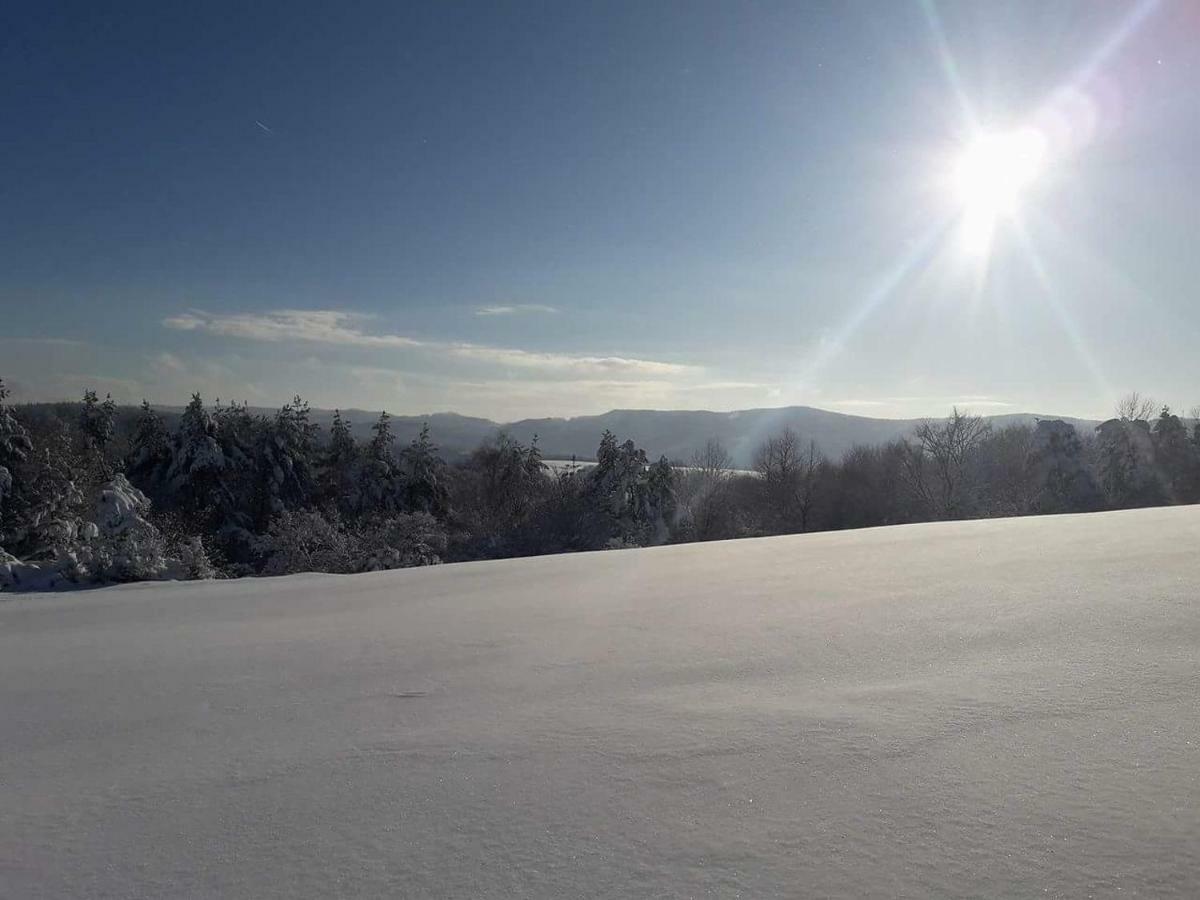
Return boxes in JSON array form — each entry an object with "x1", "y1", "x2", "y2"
[{"x1": 16, "y1": 400, "x2": 1101, "y2": 468}]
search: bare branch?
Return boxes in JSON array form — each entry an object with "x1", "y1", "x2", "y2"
[{"x1": 1115, "y1": 391, "x2": 1156, "y2": 422}]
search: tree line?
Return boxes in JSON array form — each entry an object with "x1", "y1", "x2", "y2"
[{"x1": 2, "y1": 380, "x2": 1198, "y2": 590}]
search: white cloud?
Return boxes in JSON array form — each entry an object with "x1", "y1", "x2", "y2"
[
  {"x1": 163, "y1": 309, "x2": 421, "y2": 349},
  {"x1": 163, "y1": 308, "x2": 694, "y2": 379},
  {"x1": 474, "y1": 304, "x2": 560, "y2": 316},
  {"x1": 447, "y1": 344, "x2": 695, "y2": 377},
  {"x1": 819, "y1": 395, "x2": 1017, "y2": 417}
]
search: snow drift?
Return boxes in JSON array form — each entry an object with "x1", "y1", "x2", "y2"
[{"x1": 2, "y1": 506, "x2": 1199, "y2": 897}]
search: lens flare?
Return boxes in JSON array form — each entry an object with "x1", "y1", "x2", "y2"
[{"x1": 951, "y1": 128, "x2": 1047, "y2": 254}]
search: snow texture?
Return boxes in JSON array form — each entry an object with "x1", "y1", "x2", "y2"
[{"x1": 2, "y1": 506, "x2": 1199, "y2": 897}]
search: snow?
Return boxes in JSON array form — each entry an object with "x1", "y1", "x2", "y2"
[
  {"x1": 2, "y1": 506, "x2": 1199, "y2": 897},
  {"x1": 93, "y1": 474, "x2": 151, "y2": 537}
]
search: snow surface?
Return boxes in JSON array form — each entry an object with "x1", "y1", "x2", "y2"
[{"x1": 3, "y1": 506, "x2": 1200, "y2": 898}]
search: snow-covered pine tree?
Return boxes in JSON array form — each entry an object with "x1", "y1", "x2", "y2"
[
  {"x1": 164, "y1": 394, "x2": 229, "y2": 521},
  {"x1": 457, "y1": 433, "x2": 548, "y2": 556},
  {"x1": 7, "y1": 420, "x2": 85, "y2": 560},
  {"x1": 320, "y1": 409, "x2": 361, "y2": 516},
  {"x1": 525, "y1": 433, "x2": 545, "y2": 480},
  {"x1": 126, "y1": 400, "x2": 172, "y2": 499},
  {"x1": 78, "y1": 390, "x2": 117, "y2": 482},
  {"x1": 368, "y1": 410, "x2": 395, "y2": 462},
  {"x1": 401, "y1": 423, "x2": 449, "y2": 517},
  {"x1": 587, "y1": 430, "x2": 674, "y2": 546},
  {"x1": 329, "y1": 409, "x2": 356, "y2": 463},
  {"x1": 0, "y1": 379, "x2": 33, "y2": 547},
  {"x1": 85, "y1": 473, "x2": 171, "y2": 582},
  {"x1": 359, "y1": 411, "x2": 405, "y2": 517},
  {"x1": 211, "y1": 400, "x2": 259, "y2": 479},
  {"x1": 253, "y1": 395, "x2": 320, "y2": 526},
  {"x1": 641, "y1": 455, "x2": 676, "y2": 545},
  {"x1": 1151, "y1": 406, "x2": 1195, "y2": 502}
]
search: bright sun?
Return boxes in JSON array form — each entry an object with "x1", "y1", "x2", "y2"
[{"x1": 952, "y1": 127, "x2": 1047, "y2": 253}]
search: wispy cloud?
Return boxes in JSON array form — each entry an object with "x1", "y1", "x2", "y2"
[
  {"x1": 474, "y1": 304, "x2": 560, "y2": 317},
  {"x1": 0, "y1": 336, "x2": 88, "y2": 348},
  {"x1": 447, "y1": 345, "x2": 692, "y2": 377},
  {"x1": 822, "y1": 395, "x2": 1016, "y2": 414},
  {"x1": 164, "y1": 309, "x2": 421, "y2": 349},
  {"x1": 163, "y1": 309, "x2": 694, "y2": 378},
  {"x1": 152, "y1": 351, "x2": 187, "y2": 374},
  {"x1": 255, "y1": 120, "x2": 273, "y2": 134}
]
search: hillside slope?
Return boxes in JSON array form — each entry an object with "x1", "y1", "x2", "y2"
[{"x1": 3, "y1": 508, "x2": 1199, "y2": 897}]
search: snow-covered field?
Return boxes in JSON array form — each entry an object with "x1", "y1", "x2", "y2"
[{"x1": 3, "y1": 507, "x2": 1199, "y2": 898}]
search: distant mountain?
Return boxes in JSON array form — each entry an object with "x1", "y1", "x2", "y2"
[
  {"x1": 14, "y1": 401, "x2": 1099, "y2": 468},
  {"x1": 323, "y1": 406, "x2": 1099, "y2": 468}
]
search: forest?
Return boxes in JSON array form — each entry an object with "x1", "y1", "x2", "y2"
[{"x1": 1, "y1": 380, "x2": 1195, "y2": 590}]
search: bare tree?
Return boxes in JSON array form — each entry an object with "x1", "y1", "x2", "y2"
[
  {"x1": 691, "y1": 437, "x2": 733, "y2": 483},
  {"x1": 754, "y1": 427, "x2": 798, "y2": 480},
  {"x1": 903, "y1": 408, "x2": 990, "y2": 519},
  {"x1": 676, "y1": 438, "x2": 736, "y2": 540},
  {"x1": 1115, "y1": 391, "x2": 1156, "y2": 422},
  {"x1": 754, "y1": 427, "x2": 799, "y2": 533},
  {"x1": 753, "y1": 428, "x2": 824, "y2": 533},
  {"x1": 795, "y1": 439, "x2": 824, "y2": 533}
]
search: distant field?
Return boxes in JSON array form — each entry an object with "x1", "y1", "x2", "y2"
[
  {"x1": 542, "y1": 458, "x2": 758, "y2": 476},
  {"x1": 541, "y1": 457, "x2": 596, "y2": 473},
  {"x1": 3, "y1": 507, "x2": 1199, "y2": 897}
]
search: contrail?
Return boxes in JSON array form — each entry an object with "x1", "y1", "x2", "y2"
[{"x1": 255, "y1": 120, "x2": 273, "y2": 134}]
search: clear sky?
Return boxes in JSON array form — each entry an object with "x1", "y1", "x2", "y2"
[{"x1": 3, "y1": 1, "x2": 1197, "y2": 421}]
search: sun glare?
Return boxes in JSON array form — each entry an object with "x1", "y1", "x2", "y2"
[{"x1": 951, "y1": 128, "x2": 1047, "y2": 254}]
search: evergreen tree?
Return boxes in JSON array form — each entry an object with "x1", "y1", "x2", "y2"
[
  {"x1": 1152, "y1": 406, "x2": 1194, "y2": 502},
  {"x1": 0, "y1": 379, "x2": 33, "y2": 545},
  {"x1": 211, "y1": 399, "x2": 262, "y2": 528},
  {"x1": 368, "y1": 411, "x2": 395, "y2": 463},
  {"x1": 460, "y1": 433, "x2": 547, "y2": 552},
  {"x1": 360, "y1": 411, "x2": 404, "y2": 517},
  {"x1": 1032, "y1": 420, "x2": 1102, "y2": 513},
  {"x1": 1095, "y1": 418, "x2": 1164, "y2": 508},
  {"x1": 526, "y1": 434, "x2": 545, "y2": 479},
  {"x1": 8, "y1": 421, "x2": 85, "y2": 559},
  {"x1": 164, "y1": 394, "x2": 229, "y2": 524},
  {"x1": 212, "y1": 400, "x2": 259, "y2": 471},
  {"x1": 587, "y1": 431, "x2": 673, "y2": 546},
  {"x1": 78, "y1": 390, "x2": 117, "y2": 481},
  {"x1": 253, "y1": 395, "x2": 319, "y2": 526},
  {"x1": 401, "y1": 423, "x2": 449, "y2": 517},
  {"x1": 320, "y1": 410, "x2": 361, "y2": 516},
  {"x1": 328, "y1": 410, "x2": 356, "y2": 465},
  {"x1": 126, "y1": 400, "x2": 172, "y2": 498},
  {"x1": 641, "y1": 455, "x2": 677, "y2": 544}
]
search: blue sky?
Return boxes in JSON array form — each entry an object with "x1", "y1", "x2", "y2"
[{"x1": 2, "y1": 1, "x2": 1197, "y2": 421}]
